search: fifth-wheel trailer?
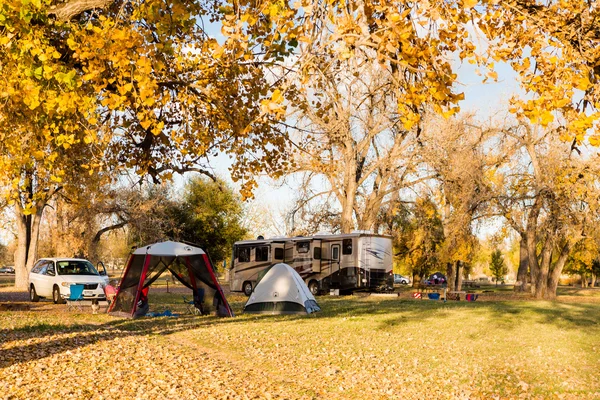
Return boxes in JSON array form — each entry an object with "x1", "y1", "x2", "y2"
[{"x1": 229, "y1": 232, "x2": 393, "y2": 296}]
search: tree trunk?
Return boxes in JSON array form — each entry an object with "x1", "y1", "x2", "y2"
[
  {"x1": 526, "y1": 232, "x2": 539, "y2": 295},
  {"x1": 446, "y1": 262, "x2": 456, "y2": 291},
  {"x1": 515, "y1": 236, "x2": 529, "y2": 292},
  {"x1": 591, "y1": 273, "x2": 597, "y2": 288},
  {"x1": 581, "y1": 273, "x2": 588, "y2": 288},
  {"x1": 456, "y1": 261, "x2": 464, "y2": 291},
  {"x1": 13, "y1": 206, "x2": 44, "y2": 290},
  {"x1": 13, "y1": 212, "x2": 30, "y2": 290},
  {"x1": 545, "y1": 242, "x2": 573, "y2": 300},
  {"x1": 534, "y1": 237, "x2": 553, "y2": 299}
]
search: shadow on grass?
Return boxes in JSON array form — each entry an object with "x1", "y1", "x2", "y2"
[{"x1": 2, "y1": 294, "x2": 599, "y2": 369}]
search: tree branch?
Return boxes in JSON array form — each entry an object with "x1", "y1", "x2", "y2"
[{"x1": 48, "y1": 0, "x2": 114, "y2": 21}]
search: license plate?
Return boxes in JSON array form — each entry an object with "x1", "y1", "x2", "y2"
[{"x1": 83, "y1": 290, "x2": 93, "y2": 295}]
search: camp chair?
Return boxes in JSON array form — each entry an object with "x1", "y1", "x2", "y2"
[
  {"x1": 182, "y1": 288, "x2": 205, "y2": 315},
  {"x1": 66, "y1": 284, "x2": 85, "y2": 311}
]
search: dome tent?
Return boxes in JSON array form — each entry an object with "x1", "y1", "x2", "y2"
[
  {"x1": 244, "y1": 263, "x2": 320, "y2": 315},
  {"x1": 108, "y1": 241, "x2": 233, "y2": 318},
  {"x1": 427, "y1": 271, "x2": 447, "y2": 285}
]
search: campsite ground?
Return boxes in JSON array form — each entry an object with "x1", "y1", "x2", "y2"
[{"x1": 1, "y1": 283, "x2": 600, "y2": 399}]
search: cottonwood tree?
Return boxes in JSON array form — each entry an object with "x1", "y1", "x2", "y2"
[
  {"x1": 565, "y1": 239, "x2": 600, "y2": 288},
  {"x1": 474, "y1": 1, "x2": 600, "y2": 144},
  {"x1": 286, "y1": 51, "x2": 432, "y2": 233},
  {"x1": 492, "y1": 122, "x2": 599, "y2": 299},
  {"x1": 0, "y1": 0, "x2": 296, "y2": 289},
  {"x1": 385, "y1": 197, "x2": 444, "y2": 284},
  {"x1": 418, "y1": 115, "x2": 498, "y2": 289}
]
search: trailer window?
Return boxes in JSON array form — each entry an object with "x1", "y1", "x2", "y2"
[
  {"x1": 274, "y1": 248, "x2": 284, "y2": 260},
  {"x1": 313, "y1": 247, "x2": 321, "y2": 259},
  {"x1": 255, "y1": 246, "x2": 269, "y2": 262},
  {"x1": 297, "y1": 241, "x2": 310, "y2": 253},
  {"x1": 342, "y1": 239, "x2": 353, "y2": 255},
  {"x1": 237, "y1": 247, "x2": 250, "y2": 262}
]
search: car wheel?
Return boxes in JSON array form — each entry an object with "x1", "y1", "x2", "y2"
[
  {"x1": 243, "y1": 281, "x2": 253, "y2": 297},
  {"x1": 30, "y1": 285, "x2": 40, "y2": 302},
  {"x1": 401, "y1": 280, "x2": 408, "y2": 285},
  {"x1": 308, "y1": 280, "x2": 319, "y2": 296},
  {"x1": 53, "y1": 285, "x2": 65, "y2": 304}
]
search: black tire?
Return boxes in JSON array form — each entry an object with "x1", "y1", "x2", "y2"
[
  {"x1": 308, "y1": 280, "x2": 319, "y2": 296},
  {"x1": 243, "y1": 281, "x2": 253, "y2": 296},
  {"x1": 53, "y1": 286, "x2": 65, "y2": 304},
  {"x1": 401, "y1": 280, "x2": 408, "y2": 285},
  {"x1": 29, "y1": 285, "x2": 40, "y2": 302}
]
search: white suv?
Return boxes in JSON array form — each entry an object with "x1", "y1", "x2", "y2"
[{"x1": 29, "y1": 258, "x2": 110, "y2": 304}]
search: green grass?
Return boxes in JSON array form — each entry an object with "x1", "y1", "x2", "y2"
[{"x1": 1, "y1": 293, "x2": 600, "y2": 398}]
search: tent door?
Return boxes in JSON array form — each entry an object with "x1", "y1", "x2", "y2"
[{"x1": 330, "y1": 243, "x2": 341, "y2": 287}]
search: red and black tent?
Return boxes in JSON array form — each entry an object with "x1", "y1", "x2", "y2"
[{"x1": 107, "y1": 241, "x2": 234, "y2": 318}]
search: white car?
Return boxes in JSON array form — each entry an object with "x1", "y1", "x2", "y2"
[{"x1": 29, "y1": 258, "x2": 110, "y2": 304}]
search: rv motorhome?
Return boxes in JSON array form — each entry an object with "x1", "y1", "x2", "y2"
[{"x1": 229, "y1": 232, "x2": 393, "y2": 296}]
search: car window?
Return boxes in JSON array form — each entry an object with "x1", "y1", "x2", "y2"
[
  {"x1": 31, "y1": 260, "x2": 47, "y2": 274},
  {"x1": 39, "y1": 263, "x2": 49, "y2": 275},
  {"x1": 46, "y1": 262, "x2": 56, "y2": 276},
  {"x1": 56, "y1": 261, "x2": 99, "y2": 276}
]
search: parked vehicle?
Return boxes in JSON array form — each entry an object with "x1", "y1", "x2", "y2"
[
  {"x1": 0, "y1": 266, "x2": 14, "y2": 274},
  {"x1": 28, "y1": 258, "x2": 109, "y2": 304},
  {"x1": 230, "y1": 232, "x2": 393, "y2": 296},
  {"x1": 394, "y1": 274, "x2": 410, "y2": 284}
]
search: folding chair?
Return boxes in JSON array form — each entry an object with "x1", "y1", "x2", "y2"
[
  {"x1": 66, "y1": 284, "x2": 85, "y2": 311},
  {"x1": 182, "y1": 288, "x2": 205, "y2": 315}
]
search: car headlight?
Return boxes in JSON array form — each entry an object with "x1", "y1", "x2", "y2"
[{"x1": 61, "y1": 282, "x2": 73, "y2": 287}]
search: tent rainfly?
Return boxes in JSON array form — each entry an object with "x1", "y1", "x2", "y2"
[
  {"x1": 108, "y1": 241, "x2": 234, "y2": 318},
  {"x1": 244, "y1": 263, "x2": 321, "y2": 315}
]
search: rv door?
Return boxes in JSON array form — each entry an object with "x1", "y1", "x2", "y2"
[{"x1": 330, "y1": 242, "x2": 341, "y2": 286}]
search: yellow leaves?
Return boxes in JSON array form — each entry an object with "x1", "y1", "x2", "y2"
[
  {"x1": 486, "y1": 70, "x2": 498, "y2": 80},
  {"x1": 66, "y1": 37, "x2": 77, "y2": 50},
  {"x1": 463, "y1": 0, "x2": 478, "y2": 9},
  {"x1": 588, "y1": 136, "x2": 600, "y2": 147},
  {"x1": 576, "y1": 75, "x2": 592, "y2": 91},
  {"x1": 140, "y1": 119, "x2": 152, "y2": 130},
  {"x1": 539, "y1": 110, "x2": 554, "y2": 126}
]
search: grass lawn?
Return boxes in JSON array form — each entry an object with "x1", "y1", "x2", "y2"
[{"x1": 1, "y1": 287, "x2": 600, "y2": 399}]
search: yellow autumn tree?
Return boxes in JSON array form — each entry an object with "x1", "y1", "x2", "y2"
[{"x1": 0, "y1": 0, "x2": 299, "y2": 289}]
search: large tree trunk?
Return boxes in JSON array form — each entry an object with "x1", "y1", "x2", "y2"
[
  {"x1": 515, "y1": 236, "x2": 529, "y2": 292},
  {"x1": 591, "y1": 273, "x2": 597, "y2": 288},
  {"x1": 534, "y1": 237, "x2": 554, "y2": 299},
  {"x1": 456, "y1": 261, "x2": 464, "y2": 291},
  {"x1": 546, "y1": 242, "x2": 574, "y2": 300},
  {"x1": 446, "y1": 262, "x2": 456, "y2": 291},
  {"x1": 526, "y1": 231, "x2": 539, "y2": 295},
  {"x1": 13, "y1": 212, "x2": 30, "y2": 290},
  {"x1": 13, "y1": 206, "x2": 44, "y2": 290}
]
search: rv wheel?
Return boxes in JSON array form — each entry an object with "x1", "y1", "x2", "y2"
[
  {"x1": 308, "y1": 281, "x2": 319, "y2": 296},
  {"x1": 243, "y1": 281, "x2": 253, "y2": 296}
]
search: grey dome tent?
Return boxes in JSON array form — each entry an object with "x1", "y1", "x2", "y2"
[
  {"x1": 244, "y1": 263, "x2": 320, "y2": 315},
  {"x1": 108, "y1": 241, "x2": 233, "y2": 318}
]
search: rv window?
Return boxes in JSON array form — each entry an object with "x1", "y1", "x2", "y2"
[
  {"x1": 274, "y1": 248, "x2": 284, "y2": 260},
  {"x1": 342, "y1": 239, "x2": 353, "y2": 255},
  {"x1": 255, "y1": 246, "x2": 269, "y2": 262},
  {"x1": 237, "y1": 247, "x2": 250, "y2": 262},
  {"x1": 297, "y1": 241, "x2": 310, "y2": 254},
  {"x1": 313, "y1": 247, "x2": 321, "y2": 260}
]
